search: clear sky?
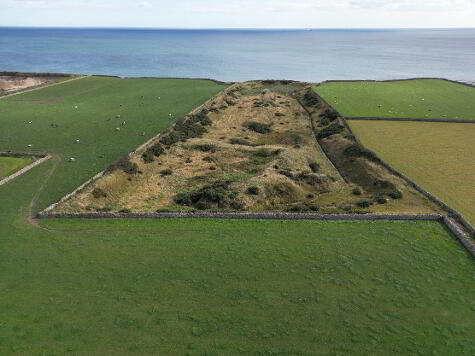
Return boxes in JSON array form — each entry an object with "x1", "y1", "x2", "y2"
[{"x1": 1, "y1": 0, "x2": 474, "y2": 28}]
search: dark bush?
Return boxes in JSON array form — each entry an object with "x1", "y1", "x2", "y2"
[
  {"x1": 352, "y1": 187, "x2": 362, "y2": 196},
  {"x1": 254, "y1": 148, "x2": 281, "y2": 158},
  {"x1": 123, "y1": 162, "x2": 139, "y2": 175},
  {"x1": 388, "y1": 190, "x2": 403, "y2": 199},
  {"x1": 174, "y1": 180, "x2": 241, "y2": 210},
  {"x1": 246, "y1": 186, "x2": 260, "y2": 195},
  {"x1": 149, "y1": 143, "x2": 165, "y2": 156},
  {"x1": 229, "y1": 138, "x2": 259, "y2": 147},
  {"x1": 320, "y1": 108, "x2": 339, "y2": 121},
  {"x1": 245, "y1": 121, "x2": 272, "y2": 134},
  {"x1": 309, "y1": 162, "x2": 320, "y2": 173},
  {"x1": 356, "y1": 200, "x2": 372, "y2": 208},
  {"x1": 142, "y1": 150, "x2": 155, "y2": 163},
  {"x1": 119, "y1": 208, "x2": 132, "y2": 213},
  {"x1": 278, "y1": 169, "x2": 294, "y2": 178},
  {"x1": 191, "y1": 144, "x2": 217, "y2": 152},
  {"x1": 275, "y1": 112, "x2": 285, "y2": 117},
  {"x1": 317, "y1": 122, "x2": 344, "y2": 140},
  {"x1": 286, "y1": 203, "x2": 320, "y2": 212},
  {"x1": 92, "y1": 188, "x2": 107, "y2": 199},
  {"x1": 294, "y1": 172, "x2": 326, "y2": 187},
  {"x1": 343, "y1": 144, "x2": 379, "y2": 162},
  {"x1": 160, "y1": 169, "x2": 173, "y2": 176},
  {"x1": 188, "y1": 112, "x2": 212, "y2": 126},
  {"x1": 160, "y1": 117, "x2": 208, "y2": 146},
  {"x1": 303, "y1": 90, "x2": 320, "y2": 107},
  {"x1": 376, "y1": 195, "x2": 387, "y2": 204},
  {"x1": 202, "y1": 156, "x2": 215, "y2": 162},
  {"x1": 319, "y1": 119, "x2": 330, "y2": 126}
]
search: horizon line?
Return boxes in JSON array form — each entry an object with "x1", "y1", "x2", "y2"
[{"x1": 1, "y1": 26, "x2": 475, "y2": 31}]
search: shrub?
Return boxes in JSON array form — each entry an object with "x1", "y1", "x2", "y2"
[
  {"x1": 160, "y1": 117, "x2": 208, "y2": 146},
  {"x1": 191, "y1": 144, "x2": 217, "y2": 152},
  {"x1": 352, "y1": 187, "x2": 362, "y2": 196},
  {"x1": 202, "y1": 156, "x2": 215, "y2": 162},
  {"x1": 254, "y1": 148, "x2": 281, "y2": 158},
  {"x1": 174, "y1": 180, "x2": 242, "y2": 210},
  {"x1": 343, "y1": 144, "x2": 379, "y2": 162},
  {"x1": 294, "y1": 172, "x2": 326, "y2": 187},
  {"x1": 247, "y1": 186, "x2": 260, "y2": 195},
  {"x1": 245, "y1": 121, "x2": 272, "y2": 134},
  {"x1": 142, "y1": 150, "x2": 155, "y2": 163},
  {"x1": 376, "y1": 195, "x2": 387, "y2": 204},
  {"x1": 278, "y1": 169, "x2": 294, "y2": 178},
  {"x1": 356, "y1": 200, "x2": 372, "y2": 208},
  {"x1": 319, "y1": 119, "x2": 330, "y2": 126},
  {"x1": 317, "y1": 122, "x2": 344, "y2": 140},
  {"x1": 229, "y1": 138, "x2": 259, "y2": 147},
  {"x1": 303, "y1": 90, "x2": 320, "y2": 107},
  {"x1": 388, "y1": 190, "x2": 403, "y2": 199},
  {"x1": 92, "y1": 188, "x2": 107, "y2": 199},
  {"x1": 119, "y1": 208, "x2": 132, "y2": 213},
  {"x1": 286, "y1": 203, "x2": 320, "y2": 212},
  {"x1": 123, "y1": 162, "x2": 139, "y2": 175},
  {"x1": 320, "y1": 108, "x2": 339, "y2": 121},
  {"x1": 160, "y1": 169, "x2": 173, "y2": 176},
  {"x1": 188, "y1": 112, "x2": 212, "y2": 126},
  {"x1": 309, "y1": 162, "x2": 320, "y2": 173},
  {"x1": 275, "y1": 112, "x2": 285, "y2": 117}
]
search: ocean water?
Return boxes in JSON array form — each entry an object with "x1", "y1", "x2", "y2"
[{"x1": 1, "y1": 27, "x2": 474, "y2": 82}]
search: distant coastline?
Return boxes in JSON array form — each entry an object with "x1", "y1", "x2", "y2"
[{"x1": 1, "y1": 27, "x2": 474, "y2": 82}]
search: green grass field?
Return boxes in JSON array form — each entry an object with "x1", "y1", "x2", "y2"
[
  {"x1": 0, "y1": 156, "x2": 33, "y2": 178},
  {"x1": 349, "y1": 121, "x2": 475, "y2": 225},
  {"x1": 0, "y1": 78, "x2": 474, "y2": 354},
  {"x1": 314, "y1": 79, "x2": 475, "y2": 120}
]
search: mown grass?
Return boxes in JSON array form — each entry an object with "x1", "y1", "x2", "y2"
[
  {"x1": 0, "y1": 156, "x2": 33, "y2": 178},
  {"x1": 349, "y1": 121, "x2": 475, "y2": 225},
  {"x1": 0, "y1": 78, "x2": 474, "y2": 355},
  {"x1": 314, "y1": 79, "x2": 475, "y2": 120},
  {"x1": 0, "y1": 75, "x2": 228, "y2": 212}
]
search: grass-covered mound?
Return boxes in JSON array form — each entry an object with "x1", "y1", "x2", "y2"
[
  {"x1": 56, "y1": 81, "x2": 439, "y2": 215},
  {"x1": 314, "y1": 79, "x2": 475, "y2": 121}
]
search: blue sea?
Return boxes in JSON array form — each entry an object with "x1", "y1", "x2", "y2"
[{"x1": 1, "y1": 27, "x2": 474, "y2": 82}]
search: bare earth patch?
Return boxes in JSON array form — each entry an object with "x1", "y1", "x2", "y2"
[
  {"x1": 0, "y1": 75, "x2": 67, "y2": 96},
  {"x1": 54, "y1": 81, "x2": 441, "y2": 215}
]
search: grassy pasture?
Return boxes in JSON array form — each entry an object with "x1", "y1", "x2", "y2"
[
  {"x1": 0, "y1": 156, "x2": 33, "y2": 178},
  {"x1": 0, "y1": 76, "x2": 228, "y2": 211},
  {"x1": 349, "y1": 121, "x2": 475, "y2": 225},
  {"x1": 0, "y1": 78, "x2": 474, "y2": 354},
  {"x1": 314, "y1": 79, "x2": 475, "y2": 120},
  {"x1": 1, "y1": 166, "x2": 474, "y2": 355}
]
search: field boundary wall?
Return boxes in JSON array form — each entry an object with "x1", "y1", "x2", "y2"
[
  {"x1": 345, "y1": 117, "x2": 475, "y2": 124},
  {"x1": 0, "y1": 154, "x2": 51, "y2": 187}
]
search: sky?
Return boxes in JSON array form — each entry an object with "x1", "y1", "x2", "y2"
[{"x1": 1, "y1": 0, "x2": 475, "y2": 28}]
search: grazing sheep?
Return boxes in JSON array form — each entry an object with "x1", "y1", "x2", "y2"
[
  {"x1": 115, "y1": 127, "x2": 121, "y2": 131},
  {"x1": 69, "y1": 157, "x2": 76, "y2": 162}
]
